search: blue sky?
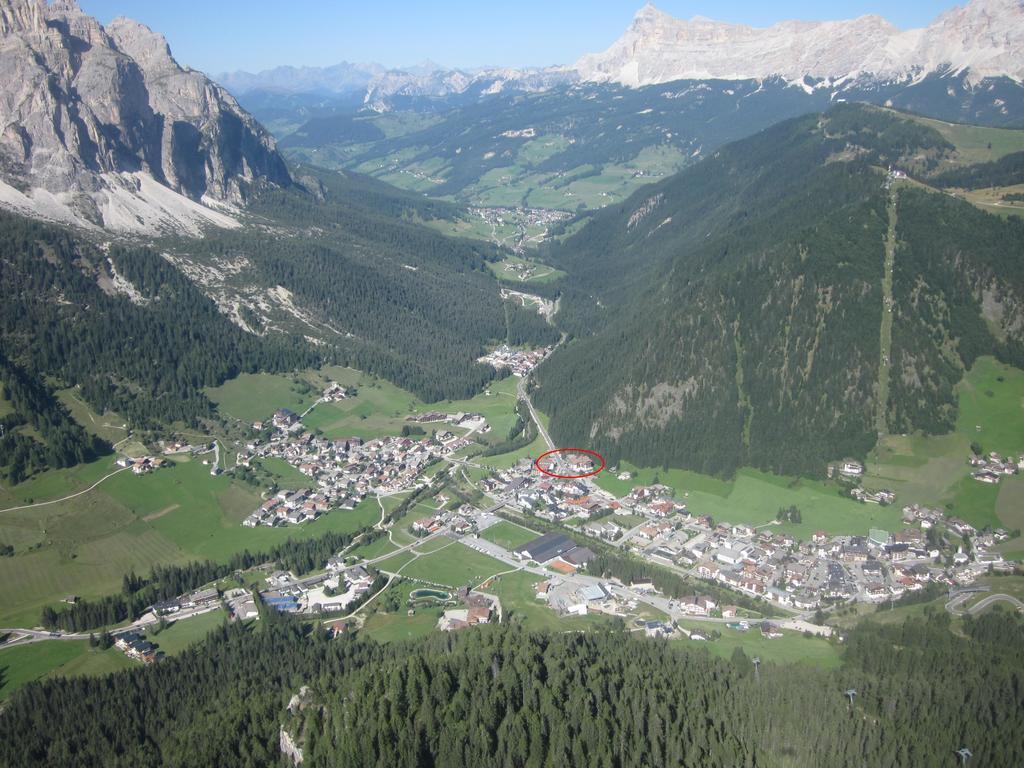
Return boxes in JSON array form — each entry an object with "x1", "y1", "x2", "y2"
[{"x1": 79, "y1": 1, "x2": 959, "y2": 74}]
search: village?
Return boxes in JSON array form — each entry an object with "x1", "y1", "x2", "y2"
[
  {"x1": 105, "y1": 382, "x2": 1023, "y2": 650},
  {"x1": 477, "y1": 344, "x2": 551, "y2": 377},
  {"x1": 236, "y1": 388, "x2": 482, "y2": 528},
  {"x1": 478, "y1": 453, "x2": 1019, "y2": 618}
]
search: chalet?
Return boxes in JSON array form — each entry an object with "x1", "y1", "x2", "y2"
[
  {"x1": 841, "y1": 542, "x2": 870, "y2": 563},
  {"x1": 678, "y1": 595, "x2": 716, "y2": 616},
  {"x1": 649, "y1": 546, "x2": 680, "y2": 565},
  {"x1": 839, "y1": 461, "x2": 864, "y2": 477},
  {"x1": 185, "y1": 587, "x2": 219, "y2": 607},
  {"x1": 947, "y1": 518, "x2": 977, "y2": 537},
  {"x1": 273, "y1": 408, "x2": 298, "y2": 429},
  {"x1": 884, "y1": 543, "x2": 911, "y2": 561}
]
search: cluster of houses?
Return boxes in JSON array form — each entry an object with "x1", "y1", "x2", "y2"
[
  {"x1": 239, "y1": 423, "x2": 479, "y2": 527},
  {"x1": 412, "y1": 505, "x2": 475, "y2": 537},
  {"x1": 482, "y1": 459, "x2": 1017, "y2": 617},
  {"x1": 243, "y1": 487, "x2": 335, "y2": 528},
  {"x1": 969, "y1": 451, "x2": 1023, "y2": 484},
  {"x1": 115, "y1": 455, "x2": 167, "y2": 475},
  {"x1": 477, "y1": 345, "x2": 551, "y2": 377}
]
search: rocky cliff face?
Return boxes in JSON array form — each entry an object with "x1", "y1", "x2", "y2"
[
  {"x1": 574, "y1": 0, "x2": 1024, "y2": 87},
  {"x1": 0, "y1": 0, "x2": 290, "y2": 233}
]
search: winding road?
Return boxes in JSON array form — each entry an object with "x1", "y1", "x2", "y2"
[{"x1": 946, "y1": 592, "x2": 1024, "y2": 616}]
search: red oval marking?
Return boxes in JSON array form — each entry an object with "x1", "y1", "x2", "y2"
[{"x1": 534, "y1": 448, "x2": 606, "y2": 479}]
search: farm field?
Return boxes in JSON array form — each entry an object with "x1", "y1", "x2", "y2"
[
  {"x1": 55, "y1": 388, "x2": 128, "y2": 445},
  {"x1": 959, "y1": 185, "x2": 1024, "y2": 218},
  {"x1": 672, "y1": 622, "x2": 841, "y2": 669},
  {"x1": 479, "y1": 520, "x2": 539, "y2": 551},
  {"x1": 206, "y1": 372, "x2": 321, "y2": 424},
  {"x1": 351, "y1": 535, "x2": 398, "y2": 561},
  {"x1": 150, "y1": 609, "x2": 228, "y2": 656},
  {"x1": 904, "y1": 112, "x2": 1024, "y2": 167},
  {"x1": 255, "y1": 457, "x2": 311, "y2": 490},
  {"x1": 0, "y1": 456, "x2": 379, "y2": 627},
  {"x1": 376, "y1": 551, "x2": 416, "y2": 573},
  {"x1": 0, "y1": 640, "x2": 134, "y2": 700}
]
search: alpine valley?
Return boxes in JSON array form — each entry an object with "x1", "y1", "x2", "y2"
[{"x1": 0, "y1": 2, "x2": 1023, "y2": 767}]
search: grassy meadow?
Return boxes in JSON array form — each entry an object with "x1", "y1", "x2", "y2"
[
  {"x1": 0, "y1": 455, "x2": 379, "y2": 627},
  {"x1": 0, "y1": 640, "x2": 135, "y2": 700},
  {"x1": 866, "y1": 356, "x2": 1024, "y2": 530},
  {"x1": 672, "y1": 621, "x2": 841, "y2": 669}
]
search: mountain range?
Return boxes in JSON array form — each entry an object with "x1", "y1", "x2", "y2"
[
  {"x1": 576, "y1": 0, "x2": 1024, "y2": 87},
  {"x1": 220, "y1": 0, "x2": 1024, "y2": 110}
]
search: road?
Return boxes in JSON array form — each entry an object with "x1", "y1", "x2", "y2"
[
  {"x1": 946, "y1": 592, "x2": 1024, "y2": 616},
  {"x1": 517, "y1": 377, "x2": 554, "y2": 451},
  {"x1": 1, "y1": 604, "x2": 220, "y2": 648}
]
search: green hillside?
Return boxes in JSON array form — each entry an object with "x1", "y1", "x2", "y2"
[{"x1": 532, "y1": 105, "x2": 1024, "y2": 477}]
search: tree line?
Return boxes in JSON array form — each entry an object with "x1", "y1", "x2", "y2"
[{"x1": 2, "y1": 607, "x2": 1022, "y2": 766}]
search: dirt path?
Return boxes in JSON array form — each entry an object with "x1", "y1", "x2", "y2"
[
  {"x1": 143, "y1": 504, "x2": 180, "y2": 522},
  {"x1": 0, "y1": 466, "x2": 129, "y2": 514}
]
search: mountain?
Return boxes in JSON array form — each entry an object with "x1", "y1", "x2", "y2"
[
  {"x1": 216, "y1": 60, "x2": 387, "y2": 96},
  {"x1": 575, "y1": 0, "x2": 1024, "y2": 87},
  {"x1": 257, "y1": 1, "x2": 1024, "y2": 211},
  {"x1": 0, "y1": 0, "x2": 290, "y2": 234},
  {"x1": 227, "y1": 1, "x2": 1024, "y2": 120},
  {"x1": 531, "y1": 104, "x2": 1024, "y2": 477}
]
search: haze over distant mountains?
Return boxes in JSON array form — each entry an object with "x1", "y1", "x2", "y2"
[{"x1": 218, "y1": 0, "x2": 1024, "y2": 104}]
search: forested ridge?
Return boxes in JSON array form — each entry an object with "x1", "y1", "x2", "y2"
[
  {"x1": 162, "y1": 167, "x2": 554, "y2": 402},
  {"x1": 532, "y1": 104, "x2": 1024, "y2": 477},
  {"x1": 0, "y1": 350, "x2": 108, "y2": 484},
  {"x1": 0, "y1": 212, "x2": 316, "y2": 478},
  {"x1": 0, "y1": 165, "x2": 557, "y2": 478},
  {"x1": 1, "y1": 609, "x2": 1021, "y2": 767}
]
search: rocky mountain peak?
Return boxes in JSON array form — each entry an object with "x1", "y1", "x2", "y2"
[
  {"x1": 106, "y1": 16, "x2": 175, "y2": 72},
  {"x1": 0, "y1": 1, "x2": 290, "y2": 234}
]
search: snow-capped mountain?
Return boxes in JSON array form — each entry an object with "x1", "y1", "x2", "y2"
[{"x1": 574, "y1": 0, "x2": 1024, "y2": 88}]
